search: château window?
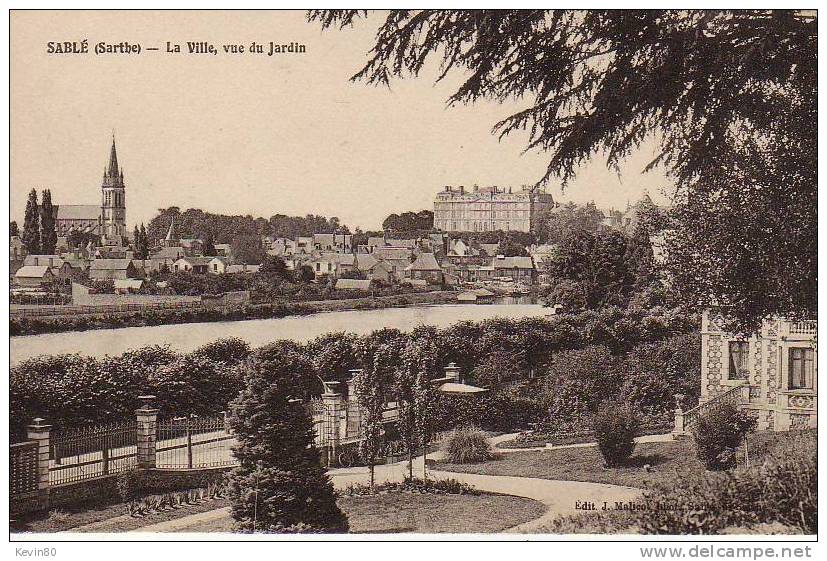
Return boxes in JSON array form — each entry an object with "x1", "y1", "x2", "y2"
[
  {"x1": 789, "y1": 347, "x2": 814, "y2": 390},
  {"x1": 728, "y1": 341, "x2": 749, "y2": 379}
]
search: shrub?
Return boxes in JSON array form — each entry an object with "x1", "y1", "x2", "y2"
[
  {"x1": 116, "y1": 470, "x2": 144, "y2": 503},
  {"x1": 635, "y1": 430, "x2": 816, "y2": 534},
  {"x1": 442, "y1": 427, "x2": 493, "y2": 464},
  {"x1": 593, "y1": 400, "x2": 639, "y2": 467},
  {"x1": 691, "y1": 403, "x2": 757, "y2": 470}
]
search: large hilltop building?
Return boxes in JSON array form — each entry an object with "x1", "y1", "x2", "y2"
[
  {"x1": 47, "y1": 136, "x2": 127, "y2": 245},
  {"x1": 433, "y1": 185, "x2": 554, "y2": 233}
]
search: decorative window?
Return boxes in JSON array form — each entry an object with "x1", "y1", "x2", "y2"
[
  {"x1": 728, "y1": 341, "x2": 749, "y2": 379},
  {"x1": 789, "y1": 347, "x2": 814, "y2": 390}
]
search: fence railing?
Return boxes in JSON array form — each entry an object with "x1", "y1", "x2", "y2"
[
  {"x1": 49, "y1": 421, "x2": 138, "y2": 485},
  {"x1": 156, "y1": 416, "x2": 237, "y2": 469},
  {"x1": 679, "y1": 382, "x2": 748, "y2": 433},
  {"x1": 11, "y1": 441, "x2": 39, "y2": 499},
  {"x1": 790, "y1": 320, "x2": 818, "y2": 336}
]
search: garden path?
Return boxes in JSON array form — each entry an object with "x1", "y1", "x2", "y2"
[{"x1": 124, "y1": 434, "x2": 645, "y2": 534}]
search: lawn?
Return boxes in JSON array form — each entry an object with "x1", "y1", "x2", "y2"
[
  {"x1": 174, "y1": 493, "x2": 546, "y2": 533},
  {"x1": 440, "y1": 438, "x2": 703, "y2": 489}
]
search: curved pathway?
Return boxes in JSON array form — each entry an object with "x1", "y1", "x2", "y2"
[{"x1": 125, "y1": 434, "x2": 645, "y2": 533}]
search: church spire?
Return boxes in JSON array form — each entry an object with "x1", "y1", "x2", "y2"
[{"x1": 108, "y1": 135, "x2": 119, "y2": 178}]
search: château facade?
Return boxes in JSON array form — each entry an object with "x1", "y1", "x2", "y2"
[{"x1": 433, "y1": 185, "x2": 554, "y2": 233}]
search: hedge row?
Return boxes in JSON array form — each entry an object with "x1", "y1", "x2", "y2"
[{"x1": 11, "y1": 306, "x2": 698, "y2": 441}]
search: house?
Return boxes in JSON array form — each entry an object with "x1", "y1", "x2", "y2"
[
  {"x1": 151, "y1": 246, "x2": 186, "y2": 261},
  {"x1": 89, "y1": 259, "x2": 139, "y2": 280},
  {"x1": 690, "y1": 311, "x2": 817, "y2": 432},
  {"x1": 295, "y1": 236, "x2": 314, "y2": 254},
  {"x1": 386, "y1": 238, "x2": 418, "y2": 250},
  {"x1": 9, "y1": 236, "x2": 26, "y2": 272},
  {"x1": 313, "y1": 233, "x2": 352, "y2": 253},
  {"x1": 114, "y1": 278, "x2": 145, "y2": 293},
  {"x1": 335, "y1": 278, "x2": 373, "y2": 291},
  {"x1": 24, "y1": 255, "x2": 64, "y2": 269},
  {"x1": 172, "y1": 256, "x2": 213, "y2": 274},
  {"x1": 208, "y1": 256, "x2": 229, "y2": 274},
  {"x1": 405, "y1": 252, "x2": 443, "y2": 285},
  {"x1": 179, "y1": 238, "x2": 203, "y2": 255},
  {"x1": 350, "y1": 253, "x2": 395, "y2": 283},
  {"x1": 13, "y1": 265, "x2": 55, "y2": 287},
  {"x1": 491, "y1": 255, "x2": 535, "y2": 285},
  {"x1": 373, "y1": 247, "x2": 413, "y2": 281},
  {"x1": 226, "y1": 264, "x2": 261, "y2": 274},
  {"x1": 457, "y1": 288, "x2": 496, "y2": 303},
  {"x1": 265, "y1": 238, "x2": 294, "y2": 257},
  {"x1": 367, "y1": 236, "x2": 386, "y2": 252},
  {"x1": 54, "y1": 261, "x2": 88, "y2": 283},
  {"x1": 214, "y1": 243, "x2": 233, "y2": 259}
]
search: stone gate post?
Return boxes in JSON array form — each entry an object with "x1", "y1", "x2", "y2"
[
  {"x1": 322, "y1": 382, "x2": 343, "y2": 466},
  {"x1": 135, "y1": 395, "x2": 158, "y2": 469},
  {"x1": 26, "y1": 418, "x2": 52, "y2": 511}
]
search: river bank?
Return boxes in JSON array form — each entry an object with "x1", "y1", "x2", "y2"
[{"x1": 9, "y1": 290, "x2": 459, "y2": 337}]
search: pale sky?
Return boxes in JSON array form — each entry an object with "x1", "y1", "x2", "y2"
[{"x1": 11, "y1": 10, "x2": 672, "y2": 231}]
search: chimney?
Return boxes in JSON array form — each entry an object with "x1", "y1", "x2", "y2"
[
  {"x1": 508, "y1": 186, "x2": 512, "y2": 194},
  {"x1": 459, "y1": 185, "x2": 465, "y2": 195},
  {"x1": 445, "y1": 185, "x2": 452, "y2": 192},
  {"x1": 444, "y1": 362, "x2": 461, "y2": 383},
  {"x1": 473, "y1": 184, "x2": 479, "y2": 193},
  {"x1": 48, "y1": 257, "x2": 54, "y2": 267}
]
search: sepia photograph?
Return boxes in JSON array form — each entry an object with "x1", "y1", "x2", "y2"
[{"x1": 5, "y1": 5, "x2": 818, "y2": 553}]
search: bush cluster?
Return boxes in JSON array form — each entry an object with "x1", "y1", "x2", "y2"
[
  {"x1": 691, "y1": 403, "x2": 757, "y2": 470},
  {"x1": 340, "y1": 476, "x2": 480, "y2": 497},
  {"x1": 442, "y1": 428, "x2": 494, "y2": 464},
  {"x1": 593, "y1": 400, "x2": 639, "y2": 467},
  {"x1": 636, "y1": 431, "x2": 816, "y2": 534}
]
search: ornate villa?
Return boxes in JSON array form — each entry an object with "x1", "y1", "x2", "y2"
[{"x1": 692, "y1": 311, "x2": 817, "y2": 432}]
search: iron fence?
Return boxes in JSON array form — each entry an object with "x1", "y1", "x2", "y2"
[
  {"x1": 156, "y1": 416, "x2": 237, "y2": 469},
  {"x1": 11, "y1": 441, "x2": 39, "y2": 498},
  {"x1": 49, "y1": 420, "x2": 137, "y2": 484}
]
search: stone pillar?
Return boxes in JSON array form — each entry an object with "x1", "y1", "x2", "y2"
[
  {"x1": 26, "y1": 418, "x2": 52, "y2": 511},
  {"x1": 322, "y1": 382, "x2": 343, "y2": 466},
  {"x1": 135, "y1": 395, "x2": 159, "y2": 469},
  {"x1": 672, "y1": 393, "x2": 685, "y2": 437},
  {"x1": 444, "y1": 362, "x2": 461, "y2": 383}
]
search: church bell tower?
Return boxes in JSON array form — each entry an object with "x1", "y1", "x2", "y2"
[{"x1": 101, "y1": 135, "x2": 126, "y2": 244}]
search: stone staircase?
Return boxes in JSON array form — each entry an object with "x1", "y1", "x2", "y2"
[{"x1": 672, "y1": 380, "x2": 750, "y2": 437}]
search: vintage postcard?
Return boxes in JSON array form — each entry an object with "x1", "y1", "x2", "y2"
[{"x1": 6, "y1": 6, "x2": 818, "y2": 555}]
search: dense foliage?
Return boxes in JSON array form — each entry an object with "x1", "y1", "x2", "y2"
[
  {"x1": 442, "y1": 427, "x2": 493, "y2": 464},
  {"x1": 147, "y1": 207, "x2": 349, "y2": 246},
  {"x1": 382, "y1": 210, "x2": 434, "y2": 234},
  {"x1": 691, "y1": 403, "x2": 757, "y2": 470},
  {"x1": 593, "y1": 401, "x2": 638, "y2": 467},
  {"x1": 227, "y1": 344, "x2": 348, "y2": 532},
  {"x1": 39, "y1": 189, "x2": 57, "y2": 255},
  {"x1": 639, "y1": 431, "x2": 816, "y2": 534},
  {"x1": 11, "y1": 308, "x2": 698, "y2": 441}
]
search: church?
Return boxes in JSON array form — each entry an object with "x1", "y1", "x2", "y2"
[{"x1": 49, "y1": 136, "x2": 127, "y2": 246}]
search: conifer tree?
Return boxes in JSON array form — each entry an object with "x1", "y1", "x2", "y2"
[
  {"x1": 139, "y1": 224, "x2": 150, "y2": 259},
  {"x1": 202, "y1": 231, "x2": 217, "y2": 256},
  {"x1": 227, "y1": 343, "x2": 348, "y2": 533},
  {"x1": 22, "y1": 188, "x2": 41, "y2": 255},
  {"x1": 39, "y1": 189, "x2": 57, "y2": 255}
]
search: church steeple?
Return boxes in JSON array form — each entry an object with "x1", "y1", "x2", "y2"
[{"x1": 107, "y1": 136, "x2": 119, "y2": 178}]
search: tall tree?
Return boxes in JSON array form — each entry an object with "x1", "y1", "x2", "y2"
[
  {"x1": 138, "y1": 223, "x2": 150, "y2": 259},
  {"x1": 202, "y1": 231, "x2": 217, "y2": 256},
  {"x1": 39, "y1": 189, "x2": 57, "y2": 255},
  {"x1": 227, "y1": 344, "x2": 348, "y2": 533},
  {"x1": 133, "y1": 225, "x2": 141, "y2": 252},
  {"x1": 22, "y1": 188, "x2": 41, "y2": 255},
  {"x1": 351, "y1": 358, "x2": 386, "y2": 490},
  {"x1": 312, "y1": 10, "x2": 816, "y2": 332}
]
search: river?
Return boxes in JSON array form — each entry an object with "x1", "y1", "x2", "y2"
[{"x1": 10, "y1": 304, "x2": 550, "y2": 364}]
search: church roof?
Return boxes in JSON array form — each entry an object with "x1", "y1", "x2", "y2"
[{"x1": 55, "y1": 205, "x2": 100, "y2": 221}]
